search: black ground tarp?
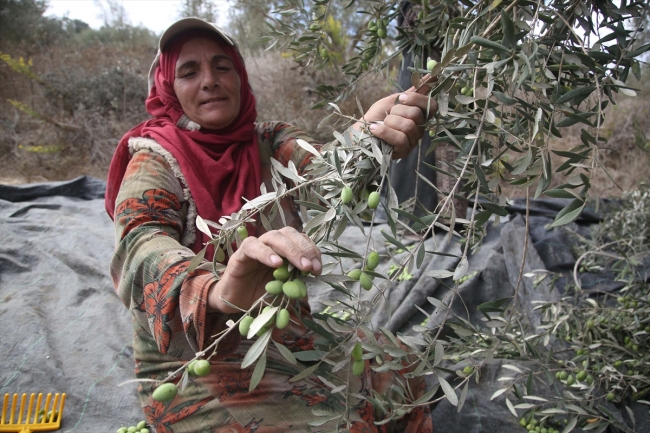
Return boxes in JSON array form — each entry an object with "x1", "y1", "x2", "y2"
[{"x1": 0, "y1": 177, "x2": 647, "y2": 432}]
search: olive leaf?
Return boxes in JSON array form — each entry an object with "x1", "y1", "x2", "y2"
[
  {"x1": 242, "y1": 328, "x2": 272, "y2": 369},
  {"x1": 249, "y1": 353, "x2": 267, "y2": 392},
  {"x1": 438, "y1": 376, "x2": 458, "y2": 406}
]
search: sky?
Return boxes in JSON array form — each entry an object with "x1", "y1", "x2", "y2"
[{"x1": 45, "y1": 0, "x2": 230, "y2": 35}]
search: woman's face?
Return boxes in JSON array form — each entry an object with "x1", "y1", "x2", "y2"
[{"x1": 173, "y1": 37, "x2": 241, "y2": 131}]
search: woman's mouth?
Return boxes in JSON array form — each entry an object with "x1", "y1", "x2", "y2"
[{"x1": 201, "y1": 97, "x2": 227, "y2": 106}]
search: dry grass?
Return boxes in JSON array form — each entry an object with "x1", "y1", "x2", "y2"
[{"x1": 247, "y1": 51, "x2": 394, "y2": 143}]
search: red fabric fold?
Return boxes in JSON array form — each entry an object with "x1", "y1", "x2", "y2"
[{"x1": 105, "y1": 30, "x2": 261, "y2": 254}]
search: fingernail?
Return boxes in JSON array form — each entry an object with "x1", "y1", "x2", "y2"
[
  {"x1": 312, "y1": 259, "x2": 322, "y2": 273},
  {"x1": 369, "y1": 124, "x2": 378, "y2": 131},
  {"x1": 301, "y1": 257, "x2": 311, "y2": 269},
  {"x1": 398, "y1": 93, "x2": 408, "y2": 103},
  {"x1": 270, "y1": 254, "x2": 282, "y2": 265}
]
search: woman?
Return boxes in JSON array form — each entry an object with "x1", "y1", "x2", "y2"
[{"x1": 106, "y1": 17, "x2": 436, "y2": 433}]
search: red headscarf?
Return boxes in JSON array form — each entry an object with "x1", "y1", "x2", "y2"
[{"x1": 105, "y1": 29, "x2": 261, "y2": 253}]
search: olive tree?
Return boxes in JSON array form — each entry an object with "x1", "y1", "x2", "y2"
[{"x1": 150, "y1": 1, "x2": 650, "y2": 431}]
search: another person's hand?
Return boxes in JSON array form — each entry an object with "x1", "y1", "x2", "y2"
[
  {"x1": 207, "y1": 227, "x2": 322, "y2": 314},
  {"x1": 354, "y1": 75, "x2": 438, "y2": 159}
]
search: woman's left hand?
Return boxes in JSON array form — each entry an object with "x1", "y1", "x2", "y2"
[{"x1": 354, "y1": 75, "x2": 438, "y2": 159}]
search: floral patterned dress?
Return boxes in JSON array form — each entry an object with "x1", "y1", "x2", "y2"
[{"x1": 110, "y1": 122, "x2": 433, "y2": 433}]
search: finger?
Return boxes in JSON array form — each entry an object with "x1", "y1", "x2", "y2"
[
  {"x1": 258, "y1": 228, "x2": 322, "y2": 275},
  {"x1": 404, "y1": 73, "x2": 438, "y2": 94},
  {"x1": 397, "y1": 92, "x2": 438, "y2": 120},
  {"x1": 389, "y1": 103, "x2": 426, "y2": 128},
  {"x1": 384, "y1": 114, "x2": 421, "y2": 149},
  {"x1": 277, "y1": 227, "x2": 322, "y2": 275},
  {"x1": 368, "y1": 122, "x2": 410, "y2": 159},
  {"x1": 234, "y1": 236, "x2": 285, "y2": 270}
]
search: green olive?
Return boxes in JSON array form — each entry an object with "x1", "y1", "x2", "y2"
[
  {"x1": 463, "y1": 366, "x2": 473, "y2": 374},
  {"x1": 117, "y1": 428, "x2": 127, "y2": 433},
  {"x1": 152, "y1": 383, "x2": 178, "y2": 402},
  {"x1": 377, "y1": 28, "x2": 387, "y2": 39},
  {"x1": 566, "y1": 374, "x2": 575, "y2": 385},
  {"x1": 187, "y1": 360, "x2": 197, "y2": 375},
  {"x1": 347, "y1": 269, "x2": 362, "y2": 280},
  {"x1": 265, "y1": 280, "x2": 284, "y2": 295},
  {"x1": 367, "y1": 191, "x2": 380, "y2": 209},
  {"x1": 237, "y1": 226, "x2": 248, "y2": 240},
  {"x1": 614, "y1": 360, "x2": 623, "y2": 368},
  {"x1": 215, "y1": 247, "x2": 226, "y2": 262},
  {"x1": 368, "y1": 20, "x2": 376, "y2": 30},
  {"x1": 520, "y1": 418, "x2": 528, "y2": 427},
  {"x1": 606, "y1": 392, "x2": 615, "y2": 401},
  {"x1": 577, "y1": 370, "x2": 587, "y2": 381},
  {"x1": 273, "y1": 264, "x2": 290, "y2": 281},
  {"x1": 341, "y1": 186, "x2": 353, "y2": 204},
  {"x1": 351, "y1": 342, "x2": 363, "y2": 361},
  {"x1": 294, "y1": 278, "x2": 308, "y2": 298},
  {"x1": 586, "y1": 374, "x2": 594, "y2": 385},
  {"x1": 282, "y1": 281, "x2": 302, "y2": 299},
  {"x1": 276, "y1": 308, "x2": 290, "y2": 329},
  {"x1": 366, "y1": 251, "x2": 380, "y2": 270},
  {"x1": 239, "y1": 316, "x2": 254, "y2": 337},
  {"x1": 360, "y1": 272, "x2": 373, "y2": 291},
  {"x1": 140, "y1": 429, "x2": 150, "y2": 433},
  {"x1": 320, "y1": 48, "x2": 328, "y2": 59},
  {"x1": 427, "y1": 59, "x2": 438, "y2": 71},
  {"x1": 193, "y1": 359, "x2": 210, "y2": 377},
  {"x1": 559, "y1": 371, "x2": 568, "y2": 380},
  {"x1": 256, "y1": 326, "x2": 269, "y2": 337},
  {"x1": 352, "y1": 359, "x2": 365, "y2": 376},
  {"x1": 127, "y1": 427, "x2": 137, "y2": 433},
  {"x1": 136, "y1": 421, "x2": 147, "y2": 430},
  {"x1": 261, "y1": 306, "x2": 276, "y2": 327}
]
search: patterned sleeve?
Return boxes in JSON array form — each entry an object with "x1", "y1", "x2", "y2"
[
  {"x1": 255, "y1": 121, "x2": 325, "y2": 174},
  {"x1": 110, "y1": 148, "x2": 239, "y2": 360}
]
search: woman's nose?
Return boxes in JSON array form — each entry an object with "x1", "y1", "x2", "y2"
[{"x1": 200, "y1": 68, "x2": 218, "y2": 90}]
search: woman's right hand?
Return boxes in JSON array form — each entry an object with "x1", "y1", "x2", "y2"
[{"x1": 207, "y1": 227, "x2": 322, "y2": 314}]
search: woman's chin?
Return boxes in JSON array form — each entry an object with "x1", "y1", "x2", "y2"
[{"x1": 192, "y1": 111, "x2": 237, "y2": 131}]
